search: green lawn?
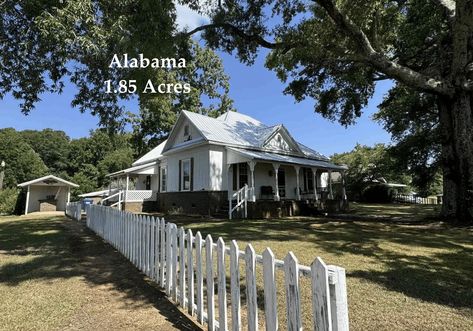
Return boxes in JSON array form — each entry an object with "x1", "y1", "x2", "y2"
[
  {"x1": 0, "y1": 213, "x2": 200, "y2": 331},
  {"x1": 164, "y1": 203, "x2": 473, "y2": 331}
]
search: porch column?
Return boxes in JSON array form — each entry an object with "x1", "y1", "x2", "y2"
[
  {"x1": 248, "y1": 161, "x2": 256, "y2": 202},
  {"x1": 312, "y1": 168, "x2": 318, "y2": 202},
  {"x1": 125, "y1": 174, "x2": 129, "y2": 203},
  {"x1": 25, "y1": 185, "x2": 30, "y2": 215},
  {"x1": 328, "y1": 170, "x2": 333, "y2": 199},
  {"x1": 294, "y1": 165, "x2": 301, "y2": 200},
  {"x1": 67, "y1": 187, "x2": 71, "y2": 203},
  {"x1": 227, "y1": 164, "x2": 232, "y2": 219},
  {"x1": 273, "y1": 163, "x2": 280, "y2": 201},
  {"x1": 341, "y1": 171, "x2": 347, "y2": 201}
]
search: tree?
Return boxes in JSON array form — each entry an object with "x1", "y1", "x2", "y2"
[
  {"x1": 1, "y1": 0, "x2": 233, "y2": 136},
  {"x1": 374, "y1": 84, "x2": 442, "y2": 196},
  {"x1": 181, "y1": 0, "x2": 473, "y2": 223},
  {"x1": 0, "y1": 129, "x2": 48, "y2": 187},
  {"x1": 97, "y1": 148, "x2": 134, "y2": 187},
  {"x1": 331, "y1": 144, "x2": 410, "y2": 200},
  {"x1": 20, "y1": 129, "x2": 71, "y2": 173}
]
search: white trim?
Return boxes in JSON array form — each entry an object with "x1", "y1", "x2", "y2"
[{"x1": 17, "y1": 175, "x2": 79, "y2": 188}]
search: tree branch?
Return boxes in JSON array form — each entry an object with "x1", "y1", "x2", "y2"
[
  {"x1": 184, "y1": 23, "x2": 287, "y2": 50},
  {"x1": 432, "y1": 0, "x2": 456, "y2": 17},
  {"x1": 313, "y1": 0, "x2": 455, "y2": 96}
]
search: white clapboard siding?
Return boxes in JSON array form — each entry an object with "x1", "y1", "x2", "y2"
[{"x1": 84, "y1": 205, "x2": 349, "y2": 331}]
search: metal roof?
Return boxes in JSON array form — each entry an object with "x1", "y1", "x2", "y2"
[
  {"x1": 108, "y1": 161, "x2": 157, "y2": 177},
  {"x1": 128, "y1": 111, "x2": 333, "y2": 165},
  {"x1": 228, "y1": 148, "x2": 347, "y2": 170},
  {"x1": 174, "y1": 111, "x2": 330, "y2": 161},
  {"x1": 17, "y1": 175, "x2": 79, "y2": 188},
  {"x1": 132, "y1": 140, "x2": 167, "y2": 166}
]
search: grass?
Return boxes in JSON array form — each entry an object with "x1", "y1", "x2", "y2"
[
  {"x1": 0, "y1": 213, "x2": 201, "y2": 331},
  {"x1": 161, "y1": 203, "x2": 473, "y2": 331}
]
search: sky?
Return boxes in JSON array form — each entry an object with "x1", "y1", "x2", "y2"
[{"x1": 0, "y1": 4, "x2": 393, "y2": 157}]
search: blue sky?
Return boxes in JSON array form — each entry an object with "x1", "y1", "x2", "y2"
[{"x1": 0, "y1": 5, "x2": 393, "y2": 157}]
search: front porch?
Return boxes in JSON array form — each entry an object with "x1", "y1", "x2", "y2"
[
  {"x1": 103, "y1": 162, "x2": 159, "y2": 212},
  {"x1": 226, "y1": 148, "x2": 348, "y2": 218}
]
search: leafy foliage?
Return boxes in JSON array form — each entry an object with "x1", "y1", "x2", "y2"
[
  {"x1": 0, "y1": 188, "x2": 20, "y2": 215},
  {"x1": 374, "y1": 84, "x2": 442, "y2": 196},
  {"x1": 331, "y1": 144, "x2": 410, "y2": 200},
  {"x1": 0, "y1": 129, "x2": 49, "y2": 187},
  {"x1": 1, "y1": 0, "x2": 233, "y2": 135}
]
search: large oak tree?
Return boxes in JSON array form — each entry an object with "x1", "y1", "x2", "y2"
[{"x1": 183, "y1": 0, "x2": 473, "y2": 223}]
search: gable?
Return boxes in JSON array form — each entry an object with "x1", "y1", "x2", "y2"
[
  {"x1": 262, "y1": 127, "x2": 303, "y2": 155},
  {"x1": 163, "y1": 113, "x2": 205, "y2": 152}
]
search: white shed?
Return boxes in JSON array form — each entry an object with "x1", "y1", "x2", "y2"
[{"x1": 17, "y1": 175, "x2": 79, "y2": 214}]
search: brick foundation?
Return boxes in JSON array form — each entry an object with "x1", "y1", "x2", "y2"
[{"x1": 157, "y1": 191, "x2": 227, "y2": 216}]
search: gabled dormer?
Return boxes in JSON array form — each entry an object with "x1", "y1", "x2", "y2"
[{"x1": 262, "y1": 125, "x2": 304, "y2": 155}]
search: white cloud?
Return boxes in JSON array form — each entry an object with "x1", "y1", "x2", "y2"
[{"x1": 175, "y1": 3, "x2": 209, "y2": 31}]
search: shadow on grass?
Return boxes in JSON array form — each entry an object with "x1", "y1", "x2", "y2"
[
  {"x1": 0, "y1": 216, "x2": 201, "y2": 330},
  {"x1": 167, "y1": 214, "x2": 473, "y2": 311}
]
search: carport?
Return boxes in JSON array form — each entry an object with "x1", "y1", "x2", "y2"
[{"x1": 17, "y1": 175, "x2": 79, "y2": 214}]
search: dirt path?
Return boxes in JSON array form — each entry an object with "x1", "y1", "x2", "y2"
[{"x1": 0, "y1": 214, "x2": 202, "y2": 331}]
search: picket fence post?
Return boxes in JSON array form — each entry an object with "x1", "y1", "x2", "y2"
[{"x1": 83, "y1": 205, "x2": 350, "y2": 331}]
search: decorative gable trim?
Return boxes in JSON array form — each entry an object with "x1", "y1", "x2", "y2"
[{"x1": 262, "y1": 125, "x2": 304, "y2": 155}]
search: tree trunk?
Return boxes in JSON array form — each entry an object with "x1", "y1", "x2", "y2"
[{"x1": 438, "y1": 93, "x2": 473, "y2": 224}]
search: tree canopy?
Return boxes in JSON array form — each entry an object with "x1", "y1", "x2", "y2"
[{"x1": 182, "y1": 0, "x2": 473, "y2": 223}]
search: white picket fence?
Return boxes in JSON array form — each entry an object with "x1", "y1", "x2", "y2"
[
  {"x1": 85, "y1": 205, "x2": 349, "y2": 331},
  {"x1": 65, "y1": 202, "x2": 82, "y2": 221}
]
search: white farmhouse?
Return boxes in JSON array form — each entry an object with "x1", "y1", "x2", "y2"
[{"x1": 105, "y1": 111, "x2": 347, "y2": 218}]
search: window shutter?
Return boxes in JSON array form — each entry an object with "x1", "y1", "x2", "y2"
[
  {"x1": 178, "y1": 160, "x2": 182, "y2": 191},
  {"x1": 157, "y1": 166, "x2": 161, "y2": 192},
  {"x1": 190, "y1": 157, "x2": 194, "y2": 191}
]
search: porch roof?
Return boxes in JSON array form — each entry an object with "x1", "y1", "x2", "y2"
[
  {"x1": 227, "y1": 148, "x2": 347, "y2": 171},
  {"x1": 17, "y1": 175, "x2": 79, "y2": 188},
  {"x1": 107, "y1": 161, "x2": 157, "y2": 177}
]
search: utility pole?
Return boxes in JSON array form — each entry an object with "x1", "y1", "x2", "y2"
[{"x1": 0, "y1": 160, "x2": 5, "y2": 190}]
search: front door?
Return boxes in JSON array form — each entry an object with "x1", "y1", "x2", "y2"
[{"x1": 278, "y1": 168, "x2": 286, "y2": 198}]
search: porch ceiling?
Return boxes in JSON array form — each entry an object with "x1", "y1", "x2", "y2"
[{"x1": 227, "y1": 147, "x2": 347, "y2": 171}]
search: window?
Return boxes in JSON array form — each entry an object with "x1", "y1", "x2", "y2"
[
  {"x1": 145, "y1": 175, "x2": 151, "y2": 190},
  {"x1": 232, "y1": 163, "x2": 248, "y2": 190},
  {"x1": 160, "y1": 166, "x2": 167, "y2": 192},
  {"x1": 304, "y1": 168, "x2": 314, "y2": 191},
  {"x1": 181, "y1": 159, "x2": 191, "y2": 191},
  {"x1": 184, "y1": 124, "x2": 189, "y2": 136}
]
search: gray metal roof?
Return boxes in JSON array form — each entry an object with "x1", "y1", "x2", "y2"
[
  {"x1": 132, "y1": 110, "x2": 333, "y2": 164},
  {"x1": 180, "y1": 111, "x2": 330, "y2": 161}
]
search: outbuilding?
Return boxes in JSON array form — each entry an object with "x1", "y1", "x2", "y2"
[{"x1": 17, "y1": 175, "x2": 79, "y2": 214}]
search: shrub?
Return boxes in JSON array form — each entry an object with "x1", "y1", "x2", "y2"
[
  {"x1": 0, "y1": 188, "x2": 20, "y2": 215},
  {"x1": 362, "y1": 184, "x2": 394, "y2": 203}
]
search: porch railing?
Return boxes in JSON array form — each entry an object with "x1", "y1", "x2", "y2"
[
  {"x1": 125, "y1": 190, "x2": 157, "y2": 202},
  {"x1": 229, "y1": 184, "x2": 248, "y2": 219}
]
